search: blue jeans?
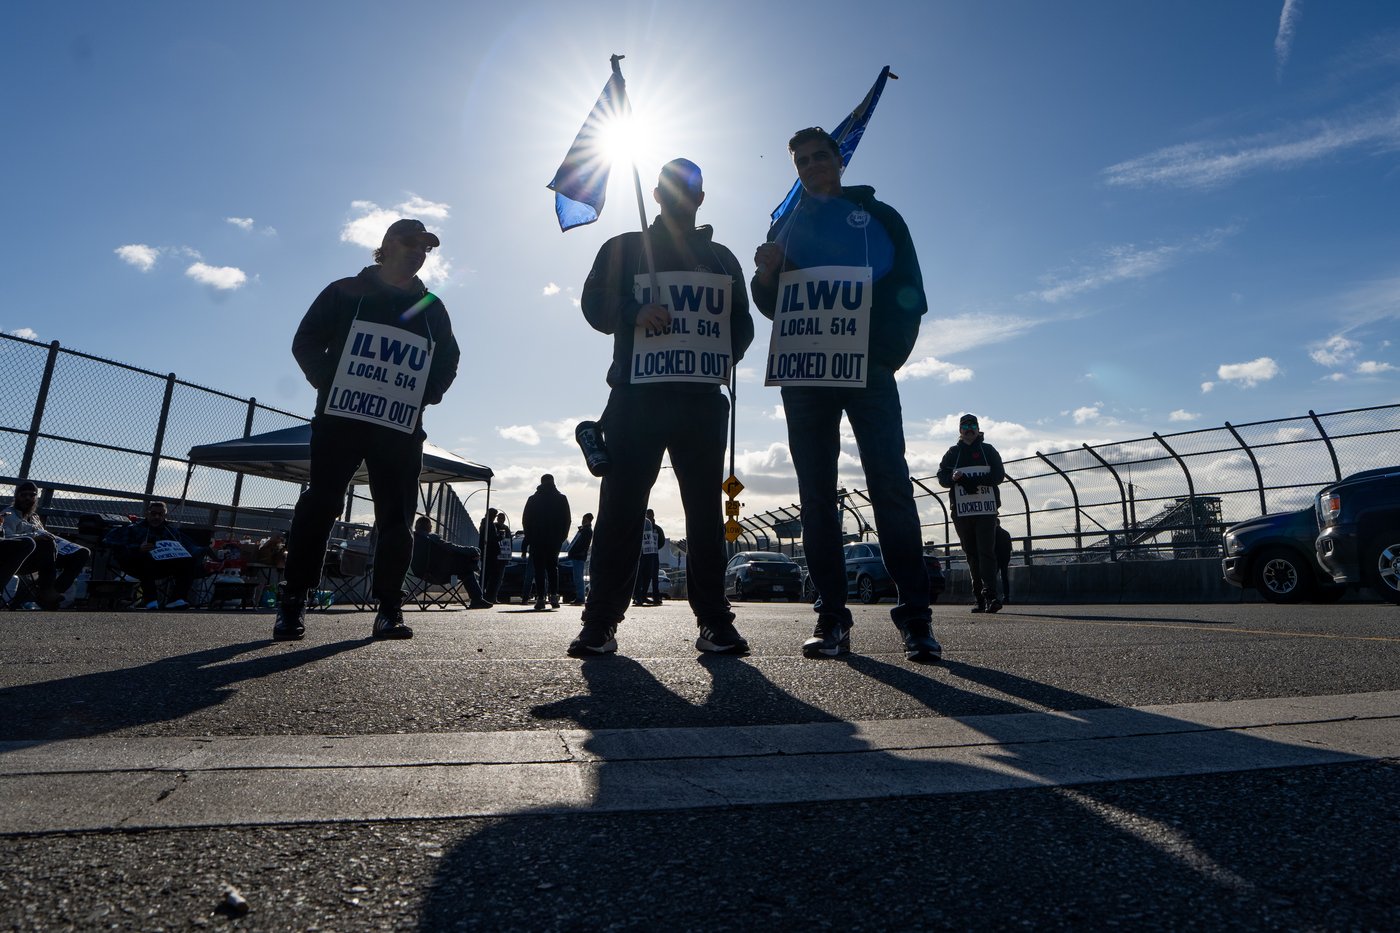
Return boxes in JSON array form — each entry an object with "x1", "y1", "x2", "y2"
[
  {"x1": 782, "y1": 365, "x2": 930, "y2": 630},
  {"x1": 567, "y1": 558, "x2": 587, "y2": 601}
]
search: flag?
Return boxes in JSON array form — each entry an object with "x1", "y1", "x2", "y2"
[
  {"x1": 769, "y1": 66, "x2": 897, "y2": 227},
  {"x1": 548, "y1": 58, "x2": 629, "y2": 232}
]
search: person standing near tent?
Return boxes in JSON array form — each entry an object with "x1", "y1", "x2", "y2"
[
  {"x1": 274, "y1": 218, "x2": 460, "y2": 641},
  {"x1": 751, "y1": 127, "x2": 939, "y2": 663},
  {"x1": 567, "y1": 158, "x2": 755, "y2": 657}
]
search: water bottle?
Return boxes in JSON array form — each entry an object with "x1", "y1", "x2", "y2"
[{"x1": 575, "y1": 420, "x2": 611, "y2": 477}]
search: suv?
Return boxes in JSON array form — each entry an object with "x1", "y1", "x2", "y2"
[
  {"x1": 842, "y1": 541, "x2": 946, "y2": 604},
  {"x1": 1221, "y1": 506, "x2": 1345, "y2": 603},
  {"x1": 1315, "y1": 466, "x2": 1400, "y2": 604}
]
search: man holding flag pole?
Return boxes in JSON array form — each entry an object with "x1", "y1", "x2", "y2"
[
  {"x1": 549, "y1": 57, "x2": 754, "y2": 657},
  {"x1": 751, "y1": 68, "x2": 941, "y2": 664}
]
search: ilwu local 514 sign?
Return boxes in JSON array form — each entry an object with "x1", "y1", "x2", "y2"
[
  {"x1": 326, "y1": 319, "x2": 433, "y2": 434},
  {"x1": 631, "y1": 272, "x2": 734, "y2": 385},
  {"x1": 764, "y1": 265, "x2": 871, "y2": 388}
]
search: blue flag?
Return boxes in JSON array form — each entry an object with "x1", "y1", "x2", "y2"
[
  {"x1": 548, "y1": 60, "x2": 628, "y2": 232},
  {"x1": 769, "y1": 66, "x2": 896, "y2": 227}
]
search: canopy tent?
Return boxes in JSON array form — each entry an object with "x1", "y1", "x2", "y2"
[{"x1": 186, "y1": 424, "x2": 493, "y2": 486}]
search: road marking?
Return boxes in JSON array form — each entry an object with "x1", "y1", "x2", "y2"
[{"x1": 2, "y1": 692, "x2": 1397, "y2": 834}]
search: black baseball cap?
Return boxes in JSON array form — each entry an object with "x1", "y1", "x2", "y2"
[
  {"x1": 959, "y1": 414, "x2": 979, "y2": 430},
  {"x1": 382, "y1": 218, "x2": 441, "y2": 248}
]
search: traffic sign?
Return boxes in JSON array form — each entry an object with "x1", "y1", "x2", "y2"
[
  {"x1": 725, "y1": 500, "x2": 741, "y2": 516},
  {"x1": 722, "y1": 474, "x2": 745, "y2": 498},
  {"x1": 724, "y1": 519, "x2": 742, "y2": 542}
]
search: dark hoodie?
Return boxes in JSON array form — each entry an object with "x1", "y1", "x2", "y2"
[
  {"x1": 937, "y1": 433, "x2": 1005, "y2": 507},
  {"x1": 292, "y1": 265, "x2": 460, "y2": 438},
  {"x1": 751, "y1": 185, "x2": 927, "y2": 373},
  {"x1": 522, "y1": 480, "x2": 571, "y2": 546},
  {"x1": 581, "y1": 218, "x2": 754, "y2": 392}
]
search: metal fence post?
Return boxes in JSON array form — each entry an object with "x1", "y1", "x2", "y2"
[
  {"x1": 1308, "y1": 410, "x2": 1342, "y2": 482},
  {"x1": 1224, "y1": 421, "x2": 1267, "y2": 515},
  {"x1": 1035, "y1": 452, "x2": 1082, "y2": 555},
  {"x1": 227, "y1": 396, "x2": 258, "y2": 529},
  {"x1": 1152, "y1": 432, "x2": 1200, "y2": 555},
  {"x1": 18, "y1": 340, "x2": 60, "y2": 480},
  {"x1": 1001, "y1": 473, "x2": 1032, "y2": 556},
  {"x1": 145, "y1": 373, "x2": 177, "y2": 498},
  {"x1": 911, "y1": 477, "x2": 951, "y2": 557},
  {"x1": 1082, "y1": 443, "x2": 1131, "y2": 537}
]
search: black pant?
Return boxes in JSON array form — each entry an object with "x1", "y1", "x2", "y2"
[
  {"x1": 954, "y1": 515, "x2": 999, "y2": 598},
  {"x1": 634, "y1": 554, "x2": 660, "y2": 602},
  {"x1": 284, "y1": 416, "x2": 423, "y2": 603},
  {"x1": 1, "y1": 538, "x2": 36, "y2": 598},
  {"x1": 17, "y1": 537, "x2": 89, "y2": 597},
  {"x1": 126, "y1": 552, "x2": 201, "y2": 601},
  {"x1": 420, "y1": 538, "x2": 486, "y2": 601},
  {"x1": 582, "y1": 387, "x2": 730, "y2": 629},
  {"x1": 530, "y1": 540, "x2": 564, "y2": 601}
]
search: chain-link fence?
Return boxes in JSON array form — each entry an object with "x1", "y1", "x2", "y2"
[
  {"x1": 0, "y1": 333, "x2": 481, "y2": 545},
  {"x1": 738, "y1": 403, "x2": 1400, "y2": 564}
]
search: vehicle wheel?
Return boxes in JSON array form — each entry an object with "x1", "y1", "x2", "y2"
[
  {"x1": 857, "y1": 575, "x2": 877, "y2": 604},
  {"x1": 1368, "y1": 539, "x2": 1400, "y2": 604},
  {"x1": 734, "y1": 581, "x2": 746, "y2": 602},
  {"x1": 1251, "y1": 547, "x2": 1312, "y2": 604}
]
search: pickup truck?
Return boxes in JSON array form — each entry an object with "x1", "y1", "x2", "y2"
[{"x1": 1314, "y1": 466, "x2": 1400, "y2": 604}]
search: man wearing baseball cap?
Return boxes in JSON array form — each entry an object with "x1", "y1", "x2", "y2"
[
  {"x1": 937, "y1": 414, "x2": 1006, "y2": 613},
  {"x1": 275, "y1": 218, "x2": 460, "y2": 642}
]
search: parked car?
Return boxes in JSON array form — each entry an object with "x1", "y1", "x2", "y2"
[
  {"x1": 1221, "y1": 506, "x2": 1345, "y2": 604},
  {"x1": 1315, "y1": 466, "x2": 1400, "y2": 604},
  {"x1": 842, "y1": 541, "x2": 945, "y2": 604},
  {"x1": 724, "y1": 551, "x2": 804, "y2": 601},
  {"x1": 497, "y1": 553, "x2": 582, "y2": 603}
]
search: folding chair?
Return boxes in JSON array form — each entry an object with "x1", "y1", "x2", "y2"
[
  {"x1": 404, "y1": 546, "x2": 472, "y2": 611},
  {"x1": 321, "y1": 545, "x2": 373, "y2": 609}
]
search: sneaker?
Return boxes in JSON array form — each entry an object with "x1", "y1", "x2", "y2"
[
  {"x1": 534, "y1": 597, "x2": 547, "y2": 610},
  {"x1": 899, "y1": 621, "x2": 943, "y2": 663},
  {"x1": 550, "y1": 595, "x2": 561, "y2": 609},
  {"x1": 567, "y1": 622, "x2": 617, "y2": 657},
  {"x1": 143, "y1": 599, "x2": 161, "y2": 610},
  {"x1": 165, "y1": 598, "x2": 189, "y2": 610},
  {"x1": 468, "y1": 599, "x2": 493, "y2": 609},
  {"x1": 272, "y1": 597, "x2": 306, "y2": 641},
  {"x1": 970, "y1": 594, "x2": 987, "y2": 614},
  {"x1": 985, "y1": 597, "x2": 1003, "y2": 614},
  {"x1": 802, "y1": 617, "x2": 851, "y2": 657},
  {"x1": 372, "y1": 602, "x2": 413, "y2": 640},
  {"x1": 696, "y1": 619, "x2": 749, "y2": 655}
]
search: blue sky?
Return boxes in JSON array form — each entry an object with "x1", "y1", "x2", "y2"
[{"x1": 4, "y1": 0, "x2": 1399, "y2": 530}]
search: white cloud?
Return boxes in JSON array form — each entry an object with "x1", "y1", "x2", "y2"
[
  {"x1": 1310, "y1": 334, "x2": 1358, "y2": 367},
  {"x1": 8, "y1": 327, "x2": 38, "y2": 340},
  {"x1": 1356, "y1": 360, "x2": 1396, "y2": 374},
  {"x1": 543, "y1": 282, "x2": 561, "y2": 296},
  {"x1": 399, "y1": 194, "x2": 450, "y2": 220},
  {"x1": 1103, "y1": 108, "x2": 1400, "y2": 190},
  {"x1": 115, "y1": 244, "x2": 158, "y2": 272},
  {"x1": 1275, "y1": 0, "x2": 1303, "y2": 78},
  {"x1": 1168, "y1": 409, "x2": 1200, "y2": 422},
  {"x1": 1325, "y1": 372, "x2": 1346, "y2": 382},
  {"x1": 911, "y1": 313, "x2": 1042, "y2": 357},
  {"x1": 1072, "y1": 405, "x2": 1101, "y2": 425},
  {"x1": 1034, "y1": 228, "x2": 1236, "y2": 303},
  {"x1": 499, "y1": 425, "x2": 541, "y2": 445},
  {"x1": 768, "y1": 404, "x2": 786, "y2": 421},
  {"x1": 1216, "y1": 357, "x2": 1280, "y2": 387},
  {"x1": 226, "y1": 217, "x2": 254, "y2": 230},
  {"x1": 897, "y1": 356, "x2": 974, "y2": 383},
  {"x1": 185, "y1": 262, "x2": 247, "y2": 290},
  {"x1": 1201, "y1": 381, "x2": 1215, "y2": 393}
]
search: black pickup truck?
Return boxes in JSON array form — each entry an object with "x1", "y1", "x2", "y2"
[{"x1": 1315, "y1": 466, "x2": 1400, "y2": 604}]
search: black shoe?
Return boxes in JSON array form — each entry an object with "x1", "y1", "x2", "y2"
[
  {"x1": 469, "y1": 599, "x2": 493, "y2": 609},
  {"x1": 372, "y1": 602, "x2": 413, "y2": 639},
  {"x1": 802, "y1": 617, "x2": 851, "y2": 657},
  {"x1": 970, "y1": 595, "x2": 987, "y2": 614},
  {"x1": 550, "y1": 595, "x2": 561, "y2": 609},
  {"x1": 632, "y1": 599, "x2": 647, "y2": 607},
  {"x1": 567, "y1": 622, "x2": 617, "y2": 657},
  {"x1": 273, "y1": 597, "x2": 306, "y2": 641},
  {"x1": 899, "y1": 620, "x2": 943, "y2": 663},
  {"x1": 696, "y1": 619, "x2": 749, "y2": 655},
  {"x1": 985, "y1": 597, "x2": 1003, "y2": 614},
  {"x1": 534, "y1": 597, "x2": 547, "y2": 611}
]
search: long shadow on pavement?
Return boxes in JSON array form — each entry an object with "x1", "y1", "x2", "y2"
[
  {"x1": 419, "y1": 649, "x2": 1375, "y2": 930},
  {"x1": 0, "y1": 638, "x2": 371, "y2": 742}
]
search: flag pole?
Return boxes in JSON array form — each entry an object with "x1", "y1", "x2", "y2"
[{"x1": 611, "y1": 55, "x2": 662, "y2": 304}]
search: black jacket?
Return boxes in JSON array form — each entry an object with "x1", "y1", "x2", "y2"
[
  {"x1": 751, "y1": 185, "x2": 927, "y2": 372},
  {"x1": 937, "y1": 435, "x2": 1005, "y2": 505},
  {"x1": 292, "y1": 265, "x2": 460, "y2": 438},
  {"x1": 567, "y1": 524, "x2": 593, "y2": 560},
  {"x1": 522, "y1": 482, "x2": 572, "y2": 546},
  {"x1": 581, "y1": 218, "x2": 754, "y2": 392}
]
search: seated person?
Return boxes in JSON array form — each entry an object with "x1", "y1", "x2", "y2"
[
  {"x1": 412, "y1": 515, "x2": 491, "y2": 608},
  {"x1": 255, "y1": 531, "x2": 288, "y2": 569},
  {"x1": 1, "y1": 534, "x2": 37, "y2": 606},
  {"x1": 103, "y1": 500, "x2": 208, "y2": 609},
  {"x1": 1, "y1": 480, "x2": 90, "y2": 609}
]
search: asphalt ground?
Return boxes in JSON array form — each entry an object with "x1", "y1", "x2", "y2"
[{"x1": 2, "y1": 598, "x2": 1398, "y2": 930}]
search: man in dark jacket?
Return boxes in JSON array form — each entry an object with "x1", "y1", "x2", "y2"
[
  {"x1": 565, "y1": 513, "x2": 593, "y2": 605},
  {"x1": 522, "y1": 474, "x2": 571, "y2": 610},
  {"x1": 752, "y1": 127, "x2": 939, "y2": 663},
  {"x1": 104, "y1": 501, "x2": 207, "y2": 609},
  {"x1": 274, "y1": 218, "x2": 461, "y2": 642},
  {"x1": 633, "y1": 510, "x2": 667, "y2": 606},
  {"x1": 937, "y1": 414, "x2": 1006, "y2": 613},
  {"x1": 569, "y1": 158, "x2": 754, "y2": 657}
]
